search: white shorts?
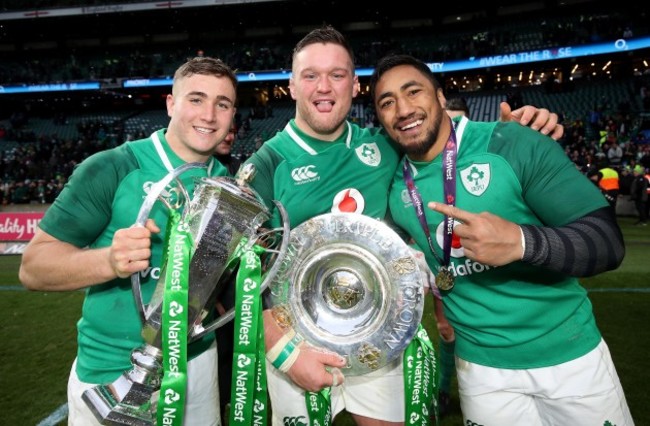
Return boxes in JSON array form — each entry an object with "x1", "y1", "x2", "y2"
[
  {"x1": 457, "y1": 339, "x2": 634, "y2": 426},
  {"x1": 266, "y1": 357, "x2": 405, "y2": 425},
  {"x1": 67, "y1": 340, "x2": 221, "y2": 426}
]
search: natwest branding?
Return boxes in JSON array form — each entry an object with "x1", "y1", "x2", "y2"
[{"x1": 0, "y1": 213, "x2": 44, "y2": 241}]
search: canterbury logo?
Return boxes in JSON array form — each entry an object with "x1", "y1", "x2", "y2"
[
  {"x1": 283, "y1": 416, "x2": 308, "y2": 426},
  {"x1": 291, "y1": 165, "x2": 318, "y2": 182}
]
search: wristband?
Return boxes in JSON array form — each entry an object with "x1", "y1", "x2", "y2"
[
  {"x1": 271, "y1": 338, "x2": 297, "y2": 370},
  {"x1": 519, "y1": 226, "x2": 526, "y2": 260},
  {"x1": 278, "y1": 344, "x2": 301, "y2": 373},
  {"x1": 266, "y1": 329, "x2": 303, "y2": 372}
]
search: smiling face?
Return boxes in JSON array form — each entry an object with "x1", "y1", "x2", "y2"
[
  {"x1": 165, "y1": 73, "x2": 236, "y2": 163},
  {"x1": 373, "y1": 64, "x2": 450, "y2": 162},
  {"x1": 289, "y1": 42, "x2": 359, "y2": 141}
]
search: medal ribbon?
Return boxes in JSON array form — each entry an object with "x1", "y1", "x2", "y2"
[
  {"x1": 302, "y1": 332, "x2": 437, "y2": 426},
  {"x1": 404, "y1": 324, "x2": 439, "y2": 424},
  {"x1": 306, "y1": 388, "x2": 332, "y2": 426},
  {"x1": 229, "y1": 245, "x2": 269, "y2": 425},
  {"x1": 402, "y1": 118, "x2": 458, "y2": 285},
  {"x1": 157, "y1": 210, "x2": 191, "y2": 426}
]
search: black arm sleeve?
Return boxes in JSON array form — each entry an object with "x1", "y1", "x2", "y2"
[{"x1": 520, "y1": 206, "x2": 624, "y2": 277}]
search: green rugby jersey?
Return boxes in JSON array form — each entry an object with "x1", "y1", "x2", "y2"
[
  {"x1": 39, "y1": 129, "x2": 228, "y2": 384},
  {"x1": 389, "y1": 117, "x2": 609, "y2": 369},
  {"x1": 246, "y1": 120, "x2": 401, "y2": 228}
]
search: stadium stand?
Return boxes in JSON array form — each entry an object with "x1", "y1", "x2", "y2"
[{"x1": 1, "y1": 0, "x2": 649, "y2": 213}]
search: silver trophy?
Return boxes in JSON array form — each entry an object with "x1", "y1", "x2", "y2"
[
  {"x1": 269, "y1": 213, "x2": 424, "y2": 375},
  {"x1": 82, "y1": 163, "x2": 289, "y2": 425}
]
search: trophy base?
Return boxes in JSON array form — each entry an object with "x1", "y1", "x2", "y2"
[
  {"x1": 82, "y1": 344, "x2": 163, "y2": 425},
  {"x1": 82, "y1": 374, "x2": 157, "y2": 426}
]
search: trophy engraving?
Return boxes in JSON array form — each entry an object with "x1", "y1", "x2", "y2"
[
  {"x1": 391, "y1": 256, "x2": 418, "y2": 275},
  {"x1": 356, "y1": 343, "x2": 382, "y2": 370},
  {"x1": 326, "y1": 270, "x2": 364, "y2": 310},
  {"x1": 82, "y1": 163, "x2": 290, "y2": 425}
]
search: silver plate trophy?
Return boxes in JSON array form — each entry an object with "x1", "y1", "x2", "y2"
[
  {"x1": 82, "y1": 163, "x2": 289, "y2": 426},
  {"x1": 269, "y1": 212, "x2": 425, "y2": 375}
]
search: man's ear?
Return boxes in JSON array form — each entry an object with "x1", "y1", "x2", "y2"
[
  {"x1": 289, "y1": 77, "x2": 297, "y2": 100},
  {"x1": 166, "y1": 93, "x2": 174, "y2": 118},
  {"x1": 437, "y1": 89, "x2": 447, "y2": 107}
]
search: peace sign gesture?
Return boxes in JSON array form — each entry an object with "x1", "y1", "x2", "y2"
[{"x1": 427, "y1": 202, "x2": 524, "y2": 267}]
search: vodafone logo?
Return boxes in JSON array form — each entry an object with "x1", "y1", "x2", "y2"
[
  {"x1": 291, "y1": 165, "x2": 319, "y2": 183},
  {"x1": 434, "y1": 219, "x2": 496, "y2": 278},
  {"x1": 435, "y1": 219, "x2": 464, "y2": 258},
  {"x1": 331, "y1": 188, "x2": 365, "y2": 214}
]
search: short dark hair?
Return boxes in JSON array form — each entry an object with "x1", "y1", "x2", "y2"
[
  {"x1": 369, "y1": 54, "x2": 441, "y2": 103},
  {"x1": 173, "y1": 56, "x2": 238, "y2": 97},
  {"x1": 292, "y1": 25, "x2": 355, "y2": 69},
  {"x1": 445, "y1": 97, "x2": 470, "y2": 116}
]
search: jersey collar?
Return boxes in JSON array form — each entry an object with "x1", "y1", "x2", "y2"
[
  {"x1": 454, "y1": 116, "x2": 468, "y2": 150},
  {"x1": 151, "y1": 129, "x2": 214, "y2": 174},
  {"x1": 284, "y1": 120, "x2": 352, "y2": 155}
]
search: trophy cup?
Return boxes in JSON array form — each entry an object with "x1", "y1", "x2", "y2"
[
  {"x1": 268, "y1": 212, "x2": 425, "y2": 375},
  {"x1": 82, "y1": 163, "x2": 289, "y2": 425}
]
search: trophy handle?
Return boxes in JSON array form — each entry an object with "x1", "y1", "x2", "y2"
[
  {"x1": 190, "y1": 199, "x2": 291, "y2": 340},
  {"x1": 130, "y1": 162, "x2": 207, "y2": 325}
]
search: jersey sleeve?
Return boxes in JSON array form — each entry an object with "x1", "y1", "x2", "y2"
[
  {"x1": 39, "y1": 146, "x2": 138, "y2": 247},
  {"x1": 492, "y1": 123, "x2": 608, "y2": 226},
  {"x1": 245, "y1": 144, "x2": 285, "y2": 214}
]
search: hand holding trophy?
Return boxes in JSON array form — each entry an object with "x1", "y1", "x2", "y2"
[{"x1": 82, "y1": 163, "x2": 289, "y2": 426}]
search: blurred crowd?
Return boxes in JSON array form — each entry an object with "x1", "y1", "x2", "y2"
[
  {"x1": 1, "y1": 6, "x2": 647, "y2": 85},
  {"x1": 2, "y1": 1, "x2": 650, "y2": 207},
  {"x1": 0, "y1": 117, "x2": 125, "y2": 205},
  {"x1": 2, "y1": 94, "x2": 650, "y2": 207}
]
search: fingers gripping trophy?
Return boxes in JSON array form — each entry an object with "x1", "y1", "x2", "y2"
[{"x1": 82, "y1": 163, "x2": 290, "y2": 426}]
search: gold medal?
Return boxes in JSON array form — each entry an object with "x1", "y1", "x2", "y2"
[{"x1": 436, "y1": 267, "x2": 455, "y2": 291}]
